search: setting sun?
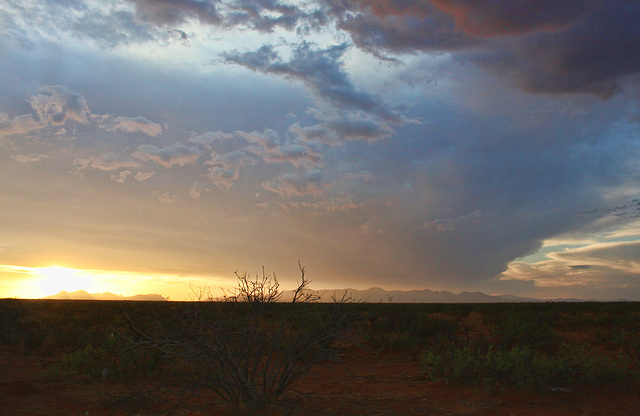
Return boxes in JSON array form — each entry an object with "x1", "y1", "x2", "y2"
[{"x1": 36, "y1": 266, "x2": 93, "y2": 296}]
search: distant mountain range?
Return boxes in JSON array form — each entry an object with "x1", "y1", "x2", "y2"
[
  {"x1": 295, "y1": 287, "x2": 588, "y2": 303},
  {"x1": 43, "y1": 287, "x2": 613, "y2": 303},
  {"x1": 43, "y1": 290, "x2": 167, "y2": 301}
]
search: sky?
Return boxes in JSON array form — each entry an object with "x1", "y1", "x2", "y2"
[{"x1": 1, "y1": 0, "x2": 639, "y2": 301}]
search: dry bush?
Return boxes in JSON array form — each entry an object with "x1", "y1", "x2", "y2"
[{"x1": 130, "y1": 263, "x2": 354, "y2": 414}]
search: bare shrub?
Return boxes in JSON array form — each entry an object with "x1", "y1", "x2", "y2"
[{"x1": 131, "y1": 264, "x2": 354, "y2": 413}]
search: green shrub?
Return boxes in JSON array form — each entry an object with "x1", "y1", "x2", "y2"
[
  {"x1": 493, "y1": 312, "x2": 560, "y2": 351},
  {"x1": 420, "y1": 340, "x2": 639, "y2": 389}
]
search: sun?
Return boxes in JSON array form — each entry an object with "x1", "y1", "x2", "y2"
[{"x1": 37, "y1": 266, "x2": 93, "y2": 296}]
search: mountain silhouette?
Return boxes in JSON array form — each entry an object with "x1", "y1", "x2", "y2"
[{"x1": 43, "y1": 290, "x2": 166, "y2": 301}]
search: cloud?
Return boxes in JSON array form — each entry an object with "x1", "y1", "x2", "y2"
[
  {"x1": 153, "y1": 190, "x2": 177, "y2": 203},
  {"x1": 133, "y1": 142, "x2": 201, "y2": 167},
  {"x1": 29, "y1": 86, "x2": 90, "y2": 125},
  {"x1": 2, "y1": 0, "x2": 162, "y2": 48},
  {"x1": 334, "y1": 1, "x2": 477, "y2": 56},
  {"x1": 225, "y1": 0, "x2": 301, "y2": 32},
  {"x1": 550, "y1": 240, "x2": 640, "y2": 273},
  {"x1": 359, "y1": 221, "x2": 385, "y2": 234},
  {"x1": 102, "y1": 115, "x2": 163, "y2": 136},
  {"x1": 222, "y1": 42, "x2": 402, "y2": 122},
  {"x1": 205, "y1": 149, "x2": 254, "y2": 191},
  {"x1": 112, "y1": 170, "x2": 133, "y2": 183},
  {"x1": 128, "y1": 0, "x2": 222, "y2": 26},
  {"x1": 0, "y1": 113, "x2": 43, "y2": 138},
  {"x1": 1, "y1": 88, "x2": 163, "y2": 150},
  {"x1": 75, "y1": 153, "x2": 141, "y2": 171},
  {"x1": 609, "y1": 199, "x2": 640, "y2": 219},
  {"x1": 188, "y1": 130, "x2": 236, "y2": 148},
  {"x1": 239, "y1": 129, "x2": 323, "y2": 167},
  {"x1": 501, "y1": 238, "x2": 640, "y2": 293},
  {"x1": 207, "y1": 166, "x2": 238, "y2": 191},
  {"x1": 135, "y1": 171, "x2": 155, "y2": 181},
  {"x1": 261, "y1": 169, "x2": 331, "y2": 197},
  {"x1": 330, "y1": 0, "x2": 640, "y2": 98},
  {"x1": 478, "y1": 4, "x2": 640, "y2": 98},
  {"x1": 128, "y1": 0, "x2": 304, "y2": 32},
  {"x1": 428, "y1": 0, "x2": 592, "y2": 36},
  {"x1": 569, "y1": 265, "x2": 592, "y2": 270},
  {"x1": 71, "y1": 3, "x2": 162, "y2": 47},
  {"x1": 290, "y1": 107, "x2": 393, "y2": 143},
  {"x1": 189, "y1": 181, "x2": 205, "y2": 199},
  {"x1": 12, "y1": 153, "x2": 49, "y2": 164},
  {"x1": 238, "y1": 128, "x2": 280, "y2": 150},
  {"x1": 222, "y1": 42, "x2": 401, "y2": 146},
  {"x1": 8, "y1": 0, "x2": 640, "y2": 100}
]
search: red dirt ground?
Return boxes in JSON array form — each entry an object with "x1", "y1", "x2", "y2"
[{"x1": 1, "y1": 346, "x2": 639, "y2": 416}]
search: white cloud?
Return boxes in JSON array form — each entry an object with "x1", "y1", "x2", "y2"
[
  {"x1": 135, "y1": 171, "x2": 155, "y2": 181},
  {"x1": 111, "y1": 170, "x2": 133, "y2": 183},
  {"x1": 502, "y1": 239, "x2": 640, "y2": 290},
  {"x1": 101, "y1": 115, "x2": 163, "y2": 136}
]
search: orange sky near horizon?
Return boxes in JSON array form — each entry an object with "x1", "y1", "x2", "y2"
[{"x1": 0, "y1": 264, "x2": 238, "y2": 301}]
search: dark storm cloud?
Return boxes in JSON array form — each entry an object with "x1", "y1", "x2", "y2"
[
  {"x1": 327, "y1": 95, "x2": 640, "y2": 286},
  {"x1": 326, "y1": 0, "x2": 640, "y2": 98},
  {"x1": 428, "y1": 0, "x2": 593, "y2": 36},
  {"x1": 334, "y1": 1, "x2": 477, "y2": 56},
  {"x1": 477, "y1": 3, "x2": 640, "y2": 98}
]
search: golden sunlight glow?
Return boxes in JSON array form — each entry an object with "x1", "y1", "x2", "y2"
[
  {"x1": 37, "y1": 266, "x2": 93, "y2": 296},
  {"x1": 0, "y1": 263, "x2": 233, "y2": 300}
]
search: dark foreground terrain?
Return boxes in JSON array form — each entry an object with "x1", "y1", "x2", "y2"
[{"x1": 1, "y1": 299, "x2": 639, "y2": 415}]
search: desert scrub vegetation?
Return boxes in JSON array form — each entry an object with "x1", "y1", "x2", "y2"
[
  {"x1": 359, "y1": 303, "x2": 458, "y2": 352},
  {"x1": 2, "y1": 292, "x2": 640, "y2": 413},
  {"x1": 129, "y1": 264, "x2": 356, "y2": 414},
  {"x1": 420, "y1": 341, "x2": 637, "y2": 389},
  {"x1": 419, "y1": 303, "x2": 640, "y2": 390}
]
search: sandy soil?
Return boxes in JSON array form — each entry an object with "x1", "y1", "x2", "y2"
[{"x1": 1, "y1": 346, "x2": 639, "y2": 416}]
